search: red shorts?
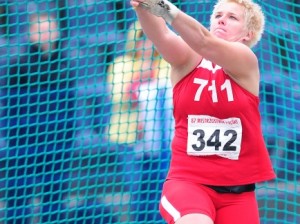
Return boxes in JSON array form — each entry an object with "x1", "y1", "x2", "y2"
[{"x1": 159, "y1": 179, "x2": 260, "y2": 224}]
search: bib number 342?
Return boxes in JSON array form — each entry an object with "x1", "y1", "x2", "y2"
[{"x1": 187, "y1": 115, "x2": 242, "y2": 160}]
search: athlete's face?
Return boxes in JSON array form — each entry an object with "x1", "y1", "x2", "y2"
[{"x1": 210, "y1": 2, "x2": 251, "y2": 44}]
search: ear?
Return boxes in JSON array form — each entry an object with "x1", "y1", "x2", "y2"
[{"x1": 243, "y1": 30, "x2": 253, "y2": 42}]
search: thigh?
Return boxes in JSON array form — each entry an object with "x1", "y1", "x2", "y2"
[
  {"x1": 159, "y1": 180, "x2": 215, "y2": 224},
  {"x1": 175, "y1": 214, "x2": 214, "y2": 224},
  {"x1": 215, "y1": 191, "x2": 260, "y2": 224}
]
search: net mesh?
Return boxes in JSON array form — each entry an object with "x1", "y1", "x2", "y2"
[{"x1": 0, "y1": 0, "x2": 299, "y2": 223}]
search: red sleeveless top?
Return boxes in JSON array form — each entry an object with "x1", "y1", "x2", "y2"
[{"x1": 167, "y1": 58, "x2": 276, "y2": 185}]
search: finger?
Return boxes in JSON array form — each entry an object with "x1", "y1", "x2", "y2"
[
  {"x1": 139, "y1": 2, "x2": 150, "y2": 10},
  {"x1": 130, "y1": 0, "x2": 140, "y2": 7},
  {"x1": 130, "y1": 0, "x2": 146, "y2": 7}
]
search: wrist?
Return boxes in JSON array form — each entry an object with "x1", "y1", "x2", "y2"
[
  {"x1": 162, "y1": 0, "x2": 180, "y2": 25},
  {"x1": 139, "y1": 0, "x2": 180, "y2": 25}
]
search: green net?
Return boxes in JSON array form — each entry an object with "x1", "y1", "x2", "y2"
[{"x1": 0, "y1": 0, "x2": 299, "y2": 223}]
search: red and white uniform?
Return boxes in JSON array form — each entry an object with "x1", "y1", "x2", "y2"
[{"x1": 167, "y1": 58, "x2": 275, "y2": 186}]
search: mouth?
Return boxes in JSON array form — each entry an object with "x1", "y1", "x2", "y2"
[{"x1": 215, "y1": 28, "x2": 226, "y2": 33}]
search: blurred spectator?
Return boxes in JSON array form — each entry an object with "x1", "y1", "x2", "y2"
[
  {"x1": 128, "y1": 41, "x2": 173, "y2": 222},
  {"x1": 107, "y1": 21, "x2": 141, "y2": 157},
  {"x1": 107, "y1": 22, "x2": 141, "y2": 217},
  {"x1": 65, "y1": 6, "x2": 117, "y2": 205},
  {"x1": 0, "y1": 0, "x2": 58, "y2": 41},
  {"x1": 63, "y1": 0, "x2": 120, "y2": 143},
  {"x1": 0, "y1": 13, "x2": 75, "y2": 223},
  {"x1": 107, "y1": 21, "x2": 173, "y2": 223}
]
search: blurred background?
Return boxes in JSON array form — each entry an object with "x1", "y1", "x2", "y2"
[{"x1": 0, "y1": 0, "x2": 299, "y2": 223}]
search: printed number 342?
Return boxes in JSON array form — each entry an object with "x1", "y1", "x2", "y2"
[{"x1": 192, "y1": 128, "x2": 238, "y2": 151}]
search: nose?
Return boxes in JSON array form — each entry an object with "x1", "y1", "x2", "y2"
[{"x1": 218, "y1": 16, "x2": 226, "y2": 25}]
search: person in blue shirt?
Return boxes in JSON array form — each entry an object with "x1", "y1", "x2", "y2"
[{"x1": 1, "y1": 13, "x2": 76, "y2": 224}]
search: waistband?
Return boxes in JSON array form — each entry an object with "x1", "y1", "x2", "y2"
[{"x1": 204, "y1": 183, "x2": 256, "y2": 194}]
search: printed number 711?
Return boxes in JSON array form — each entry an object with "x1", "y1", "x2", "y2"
[{"x1": 193, "y1": 78, "x2": 234, "y2": 102}]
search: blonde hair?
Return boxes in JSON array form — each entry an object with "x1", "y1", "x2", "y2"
[{"x1": 211, "y1": 0, "x2": 265, "y2": 47}]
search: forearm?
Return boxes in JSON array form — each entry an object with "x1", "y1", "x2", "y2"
[
  {"x1": 134, "y1": 0, "x2": 211, "y2": 56},
  {"x1": 134, "y1": 7, "x2": 174, "y2": 54},
  {"x1": 172, "y1": 11, "x2": 211, "y2": 54},
  {"x1": 133, "y1": 5, "x2": 191, "y2": 66},
  {"x1": 135, "y1": 7, "x2": 169, "y2": 46}
]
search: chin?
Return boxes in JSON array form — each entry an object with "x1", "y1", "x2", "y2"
[
  {"x1": 215, "y1": 34, "x2": 226, "y2": 40},
  {"x1": 213, "y1": 31, "x2": 224, "y2": 37}
]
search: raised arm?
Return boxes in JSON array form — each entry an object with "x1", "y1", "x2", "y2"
[
  {"x1": 131, "y1": 0, "x2": 260, "y2": 94},
  {"x1": 130, "y1": 1, "x2": 201, "y2": 85}
]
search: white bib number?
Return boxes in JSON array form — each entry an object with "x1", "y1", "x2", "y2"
[{"x1": 187, "y1": 115, "x2": 242, "y2": 160}]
